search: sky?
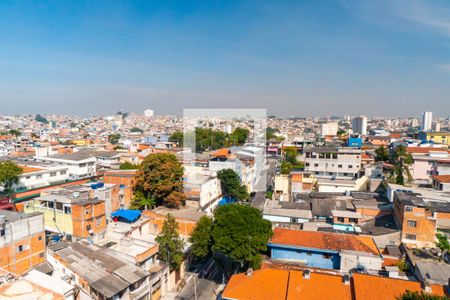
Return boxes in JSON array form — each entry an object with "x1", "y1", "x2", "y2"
[{"x1": 0, "y1": 0, "x2": 450, "y2": 117}]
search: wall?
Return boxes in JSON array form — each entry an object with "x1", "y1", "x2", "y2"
[
  {"x1": 270, "y1": 245, "x2": 340, "y2": 269},
  {"x1": 24, "y1": 200, "x2": 73, "y2": 235}
]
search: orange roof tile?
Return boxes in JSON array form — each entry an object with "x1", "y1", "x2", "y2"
[
  {"x1": 211, "y1": 148, "x2": 230, "y2": 158},
  {"x1": 270, "y1": 228, "x2": 380, "y2": 256},
  {"x1": 19, "y1": 165, "x2": 44, "y2": 174},
  {"x1": 432, "y1": 175, "x2": 450, "y2": 184},
  {"x1": 287, "y1": 270, "x2": 352, "y2": 300},
  {"x1": 223, "y1": 268, "x2": 289, "y2": 300},
  {"x1": 352, "y1": 273, "x2": 445, "y2": 300},
  {"x1": 382, "y1": 257, "x2": 399, "y2": 267},
  {"x1": 406, "y1": 147, "x2": 450, "y2": 154}
]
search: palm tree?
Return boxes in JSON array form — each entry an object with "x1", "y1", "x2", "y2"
[
  {"x1": 130, "y1": 190, "x2": 156, "y2": 210},
  {"x1": 390, "y1": 145, "x2": 413, "y2": 186}
]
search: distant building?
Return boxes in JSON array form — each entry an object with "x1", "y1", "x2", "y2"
[
  {"x1": 0, "y1": 210, "x2": 46, "y2": 275},
  {"x1": 321, "y1": 122, "x2": 338, "y2": 137},
  {"x1": 144, "y1": 109, "x2": 154, "y2": 117},
  {"x1": 352, "y1": 116, "x2": 367, "y2": 135},
  {"x1": 421, "y1": 111, "x2": 433, "y2": 131},
  {"x1": 417, "y1": 131, "x2": 450, "y2": 145}
]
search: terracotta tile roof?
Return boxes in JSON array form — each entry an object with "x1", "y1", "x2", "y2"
[
  {"x1": 223, "y1": 268, "x2": 447, "y2": 300},
  {"x1": 19, "y1": 165, "x2": 45, "y2": 174},
  {"x1": 211, "y1": 148, "x2": 230, "y2": 158},
  {"x1": 352, "y1": 273, "x2": 446, "y2": 300},
  {"x1": 287, "y1": 270, "x2": 352, "y2": 300},
  {"x1": 222, "y1": 268, "x2": 289, "y2": 300},
  {"x1": 382, "y1": 257, "x2": 399, "y2": 267},
  {"x1": 269, "y1": 228, "x2": 380, "y2": 256},
  {"x1": 406, "y1": 147, "x2": 450, "y2": 154},
  {"x1": 432, "y1": 175, "x2": 450, "y2": 184}
]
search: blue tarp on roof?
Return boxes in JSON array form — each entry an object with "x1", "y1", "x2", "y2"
[
  {"x1": 111, "y1": 209, "x2": 141, "y2": 223},
  {"x1": 218, "y1": 196, "x2": 236, "y2": 206}
]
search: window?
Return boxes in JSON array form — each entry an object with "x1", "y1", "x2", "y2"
[
  {"x1": 36, "y1": 174, "x2": 42, "y2": 179},
  {"x1": 79, "y1": 163, "x2": 86, "y2": 168},
  {"x1": 328, "y1": 172, "x2": 333, "y2": 176},
  {"x1": 405, "y1": 206, "x2": 413, "y2": 212},
  {"x1": 86, "y1": 224, "x2": 91, "y2": 231},
  {"x1": 314, "y1": 163, "x2": 319, "y2": 167},
  {"x1": 405, "y1": 234, "x2": 416, "y2": 240},
  {"x1": 39, "y1": 252, "x2": 44, "y2": 258},
  {"x1": 343, "y1": 173, "x2": 349, "y2": 176},
  {"x1": 322, "y1": 253, "x2": 332, "y2": 259},
  {"x1": 348, "y1": 165, "x2": 353, "y2": 169},
  {"x1": 64, "y1": 206, "x2": 71, "y2": 214},
  {"x1": 307, "y1": 251, "x2": 312, "y2": 256},
  {"x1": 48, "y1": 201, "x2": 54, "y2": 209},
  {"x1": 407, "y1": 220, "x2": 417, "y2": 228},
  {"x1": 0, "y1": 228, "x2": 5, "y2": 236},
  {"x1": 50, "y1": 172, "x2": 57, "y2": 177},
  {"x1": 338, "y1": 164, "x2": 342, "y2": 168},
  {"x1": 349, "y1": 218, "x2": 358, "y2": 223},
  {"x1": 25, "y1": 176, "x2": 31, "y2": 179},
  {"x1": 17, "y1": 245, "x2": 24, "y2": 252},
  {"x1": 305, "y1": 162, "x2": 310, "y2": 167},
  {"x1": 38, "y1": 236, "x2": 42, "y2": 241},
  {"x1": 337, "y1": 217, "x2": 345, "y2": 222},
  {"x1": 61, "y1": 170, "x2": 67, "y2": 175},
  {"x1": 84, "y1": 209, "x2": 90, "y2": 215},
  {"x1": 96, "y1": 218, "x2": 102, "y2": 226}
]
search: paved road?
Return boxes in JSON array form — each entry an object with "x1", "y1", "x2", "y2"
[
  {"x1": 175, "y1": 260, "x2": 224, "y2": 300},
  {"x1": 251, "y1": 161, "x2": 277, "y2": 210}
]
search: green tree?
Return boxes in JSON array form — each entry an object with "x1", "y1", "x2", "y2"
[
  {"x1": 230, "y1": 127, "x2": 250, "y2": 145},
  {"x1": 130, "y1": 127, "x2": 143, "y2": 133},
  {"x1": 129, "y1": 190, "x2": 156, "y2": 210},
  {"x1": 107, "y1": 133, "x2": 121, "y2": 145},
  {"x1": 169, "y1": 131, "x2": 184, "y2": 146},
  {"x1": 156, "y1": 214, "x2": 185, "y2": 271},
  {"x1": 435, "y1": 233, "x2": 450, "y2": 252},
  {"x1": 0, "y1": 161, "x2": 23, "y2": 196},
  {"x1": 375, "y1": 146, "x2": 389, "y2": 162},
  {"x1": 397, "y1": 290, "x2": 448, "y2": 300},
  {"x1": 35, "y1": 114, "x2": 48, "y2": 124},
  {"x1": 211, "y1": 204, "x2": 273, "y2": 269},
  {"x1": 281, "y1": 161, "x2": 293, "y2": 174},
  {"x1": 189, "y1": 216, "x2": 213, "y2": 261},
  {"x1": 8, "y1": 129, "x2": 21, "y2": 137},
  {"x1": 134, "y1": 153, "x2": 184, "y2": 208},
  {"x1": 266, "y1": 127, "x2": 278, "y2": 140},
  {"x1": 119, "y1": 162, "x2": 139, "y2": 170},
  {"x1": 217, "y1": 169, "x2": 249, "y2": 201},
  {"x1": 390, "y1": 145, "x2": 413, "y2": 185}
]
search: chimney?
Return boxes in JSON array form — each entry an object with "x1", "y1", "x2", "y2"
[
  {"x1": 423, "y1": 281, "x2": 432, "y2": 294},
  {"x1": 303, "y1": 270, "x2": 310, "y2": 279},
  {"x1": 342, "y1": 274, "x2": 350, "y2": 285},
  {"x1": 246, "y1": 268, "x2": 253, "y2": 277}
]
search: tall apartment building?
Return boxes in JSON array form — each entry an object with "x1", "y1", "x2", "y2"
[
  {"x1": 352, "y1": 116, "x2": 367, "y2": 135},
  {"x1": 0, "y1": 210, "x2": 46, "y2": 275},
  {"x1": 421, "y1": 111, "x2": 433, "y2": 131},
  {"x1": 304, "y1": 147, "x2": 362, "y2": 180}
]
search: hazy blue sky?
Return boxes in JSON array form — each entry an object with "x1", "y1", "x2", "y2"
[{"x1": 1, "y1": 0, "x2": 449, "y2": 117}]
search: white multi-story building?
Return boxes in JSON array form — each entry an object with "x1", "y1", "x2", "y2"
[
  {"x1": 421, "y1": 111, "x2": 433, "y2": 131},
  {"x1": 144, "y1": 109, "x2": 154, "y2": 117},
  {"x1": 352, "y1": 116, "x2": 367, "y2": 135},
  {"x1": 34, "y1": 151, "x2": 97, "y2": 180},
  {"x1": 16, "y1": 164, "x2": 69, "y2": 190},
  {"x1": 304, "y1": 147, "x2": 362, "y2": 180}
]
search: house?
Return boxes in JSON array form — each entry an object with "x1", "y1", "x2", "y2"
[
  {"x1": 407, "y1": 147, "x2": 450, "y2": 184},
  {"x1": 222, "y1": 266, "x2": 447, "y2": 300},
  {"x1": 143, "y1": 207, "x2": 204, "y2": 237},
  {"x1": 393, "y1": 191, "x2": 450, "y2": 248},
  {"x1": 263, "y1": 200, "x2": 313, "y2": 228},
  {"x1": 47, "y1": 241, "x2": 152, "y2": 300},
  {"x1": 432, "y1": 175, "x2": 450, "y2": 192},
  {"x1": 15, "y1": 163, "x2": 69, "y2": 191},
  {"x1": 268, "y1": 228, "x2": 382, "y2": 272},
  {"x1": 0, "y1": 210, "x2": 46, "y2": 275},
  {"x1": 103, "y1": 169, "x2": 137, "y2": 208},
  {"x1": 183, "y1": 173, "x2": 222, "y2": 214},
  {"x1": 0, "y1": 268, "x2": 74, "y2": 300},
  {"x1": 24, "y1": 186, "x2": 107, "y2": 242}
]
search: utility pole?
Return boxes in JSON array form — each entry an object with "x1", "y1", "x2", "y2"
[{"x1": 194, "y1": 275, "x2": 198, "y2": 300}]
